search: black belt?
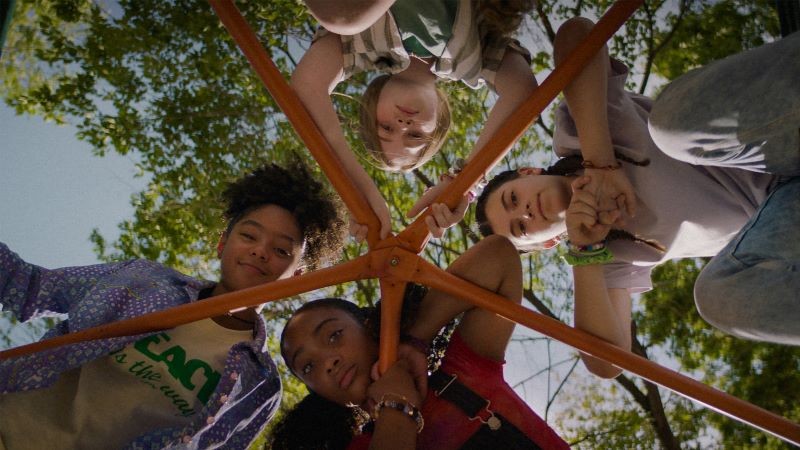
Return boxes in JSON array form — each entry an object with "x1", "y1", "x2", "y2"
[{"x1": 429, "y1": 370, "x2": 542, "y2": 450}]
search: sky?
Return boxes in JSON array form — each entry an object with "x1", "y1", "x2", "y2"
[
  {"x1": 0, "y1": 9, "x2": 606, "y2": 423},
  {"x1": 0, "y1": 102, "x2": 146, "y2": 268},
  {"x1": 0, "y1": 8, "x2": 708, "y2": 435},
  {"x1": 0, "y1": 98, "x2": 572, "y2": 415}
]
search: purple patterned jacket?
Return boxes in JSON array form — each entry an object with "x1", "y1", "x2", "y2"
[{"x1": 0, "y1": 242, "x2": 281, "y2": 449}]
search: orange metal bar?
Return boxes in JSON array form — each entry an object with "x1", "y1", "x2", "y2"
[
  {"x1": 5, "y1": 1, "x2": 796, "y2": 446},
  {"x1": 0, "y1": 255, "x2": 372, "y2": 361},
  {"x1": 209, "y1": 0, "x2": 382, "y2": 247},
  {"x1": 405, "y1": 256, "x2": 800, "y2": 446},
  {"x1": 377, "y1": 278, "x2": 406, "y2": 373},
  {"x1": 398, "y1": 0, "x2": 643, "y2": 252}
]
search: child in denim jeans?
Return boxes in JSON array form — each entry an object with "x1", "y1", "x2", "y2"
[{"x1": 473, "y1": 19, "x2": 799, "y2": 378}]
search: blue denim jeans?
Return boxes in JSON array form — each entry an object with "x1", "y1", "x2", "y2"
[
  {"x1": 649, "y1": 32, "x2": 800, "y2": 345},
  {"x1": 694, "y1": 178, "x2": 800, "y2": 345}
]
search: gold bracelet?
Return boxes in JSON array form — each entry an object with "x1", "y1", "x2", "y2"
[{"x1": 373, "y1": 393, "x2": 424, "y2": 433}]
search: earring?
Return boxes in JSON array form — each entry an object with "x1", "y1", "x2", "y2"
[{"x1": 347, "y1": 402, "x2": 372, "y2": 424}]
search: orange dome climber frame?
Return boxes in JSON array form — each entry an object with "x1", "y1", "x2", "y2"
[{"x1": 2, "y1": 0, "x2": 799, "y2": 444}]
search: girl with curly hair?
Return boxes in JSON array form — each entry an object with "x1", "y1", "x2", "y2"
[{"x1": 0, "y1": 162, "x2": 347, "y2": 449}]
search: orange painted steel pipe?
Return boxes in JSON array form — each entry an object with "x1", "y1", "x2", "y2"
[
  {"x1": 0, "y1": 255, "x2": 371, "y2": 361},
  {"x1": 209, "y1": 0, "x2": 381, "y2": 247},
  {"x1": 398, "y1": 0, "x2": 643, "y2": 251},
  {"x1": 372, "y1": 247, "x2": 424, "y2": 372},
  {"x1": 377, "y1": 278, "x2": 407, "y2": 374},
  {"x1": 409, "y1": 257, "x2": 800, "y2": 446}
]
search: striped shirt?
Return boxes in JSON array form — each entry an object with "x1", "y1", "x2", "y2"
[{"x1": 317, "y1": 0, "x2": 530, "y2": 90}]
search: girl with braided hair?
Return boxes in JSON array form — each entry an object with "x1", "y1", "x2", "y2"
[{"x1": 272, "y1": 236, "x2": 569, "y2": 449}]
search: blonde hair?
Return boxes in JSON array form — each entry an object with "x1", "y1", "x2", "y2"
[
  {"x1": 478, "y1": 0, "x2": 535, "y2": 35},
  {"x1": 358, "y1": 74, "x2": 451, "y2": 172}
]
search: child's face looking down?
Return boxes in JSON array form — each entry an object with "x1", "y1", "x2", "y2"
[
  {"x1": 215, "y1": 204, "x2": 304, "y2": 295},
  {"x1": 484, "y1": 172, "x2": 573, "y2": 248},
  {"x1": 375, "y1": 76, "x2": 439, "y2": 169},
  {"x1": 282, "y1": 307, "x2": 378, "y2": 407}
]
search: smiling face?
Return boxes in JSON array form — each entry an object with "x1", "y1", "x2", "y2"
[
  {"x1": 282, "y1": 306, "x2": 378, "y2": 407},
  {"x1": 484, "y1": 172, "x2": 573, "y2": 249},
  {"x1": 214, "y1": 204, "x2": 304, "y2": 296},
  {"x1": 374, "y1": 76, "x2": 440, "y2": 169}
]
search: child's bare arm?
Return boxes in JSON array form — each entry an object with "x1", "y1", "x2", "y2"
[
  {"x1": 555, "y1": 17, "x2": 636, "y2": 221},
  {"x1": 467, "y1": 49, "x2": 539, "y2": 164},
  {"x1": 366, "y1": 359, "x2": 421, "y2": 450},
  {"x1": 407, "y1": 235, "x2": 523, "y2": 362},
  {"x1": 573, "y1": 264, "x2": 632, "y2": 379},
  {"x1": 567, "y1": 175, "x2": 631, "y2": 378},
  {"x1": 407, "y1": 49, "x2": 538, "y2": 236},
  {"x1": 304, "y1": 0, "x2": 395, "y2": 35},
  {"x1": 291, "y1": 33, "x2": 392, "y2": 239}
]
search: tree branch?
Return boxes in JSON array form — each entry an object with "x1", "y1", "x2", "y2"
[
  {"x1": 640, "y1": 0, "x2": 690, "y2": 94},
  {"x1": 535, "y1": 2, "x2": 556, "y2": 43},
  {"x1": 522, "y1": 288, "x2": 559, "y2": 320}
]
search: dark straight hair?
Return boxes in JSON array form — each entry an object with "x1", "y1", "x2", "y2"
[{"x1": 475, "y1": 154, "x2": 665, "y2": 253}]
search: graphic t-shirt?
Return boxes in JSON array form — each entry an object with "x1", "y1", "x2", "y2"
[
  {"x1": 320, "y1": 0, "x2": 531, "y2": 90},
  {"x1": 0, "y1": 319, "x2": 251, "y2": 450}
]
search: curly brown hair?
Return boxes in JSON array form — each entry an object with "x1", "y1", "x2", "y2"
[{"x1": 222, "y1": 161, "x2": 347, "y2": 270}]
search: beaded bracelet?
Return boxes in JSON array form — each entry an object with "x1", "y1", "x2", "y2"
[
  {"x1": 373, "y1": 393, "x2": 425, "y2": 433},
  {"x1": 562, "y1": 239, "x2": 614, "y2": 266},
  {"x1": 566, "y1": 240, "x2": 607, "y2": 253},
  {"x1": 581, "y1": 160, "x2": 621, "y2": 170}
]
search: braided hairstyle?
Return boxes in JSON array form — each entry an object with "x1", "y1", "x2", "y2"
[
  {"x1": 269, "y1": 390, "x2": 364, "y2": 450},
  {"x1": 271, "y1": 285, "x2": 449, "y2": 449},
  {"x1": 475, "y1": 154, "x2": 665, "y2": 253}
]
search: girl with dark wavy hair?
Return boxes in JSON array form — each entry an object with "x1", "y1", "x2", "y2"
[{"x1": 452, "y1": 18, "x2": 797, "y2": 377}]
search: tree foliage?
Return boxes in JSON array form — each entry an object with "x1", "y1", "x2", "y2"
[
  {"x1": 638, "y1": 259, "x2": 800, "y2": 449},
  {"x1": 2, "y1": 0, "x2": 794, "y2": 448}
]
